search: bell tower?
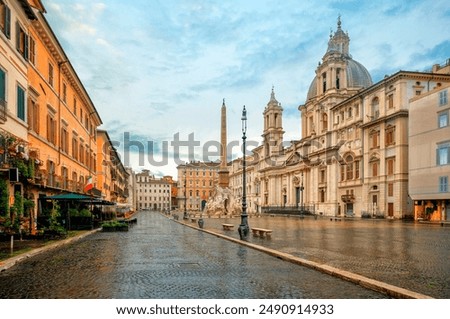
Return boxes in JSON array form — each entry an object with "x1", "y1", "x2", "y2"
[{"x1": 262, "y1": 87, "x2": 284, "y2": 157}]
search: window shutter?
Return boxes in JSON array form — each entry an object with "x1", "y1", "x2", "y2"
[
  {"x1": 15, "y1": 21, "x2": 20, "y2": 51},
  {"x1": 0, "y1": 69, "x2": 5, "y2": 100},
  {"x1": 17, "y1": 86, "x2": 25, "y2": 121},
  {"x1": 24, "y1": 34, "x2": 29, "y2": 60},
  {"x1": 5, "y1": 5, "x2": 10, "y2": 38}
]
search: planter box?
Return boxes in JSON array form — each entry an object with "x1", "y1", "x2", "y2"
[{"x1": 102, "y1": 225, "x2": 129, "y2": 232}]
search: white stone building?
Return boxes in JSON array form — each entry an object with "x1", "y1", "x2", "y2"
[
  {"x1": 135, "y1": 169, "x2": 171, "y2": 211},
  {"x1": 228, "y1": 17, "x2": 450, "y2": 219}
]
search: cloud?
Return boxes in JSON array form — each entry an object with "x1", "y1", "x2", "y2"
[{"x1": 44, "y1": 0, "x2": 450, "y2": 178}]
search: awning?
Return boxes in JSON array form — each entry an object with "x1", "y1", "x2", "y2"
[
  {"x1": 90, "y1": 199, "x2": 116, "y2": 206},
  {"x1": 44, "y1": 193, "x2": 116, "y2": 206},
  {"x1": 44, "y1": 193, "x2": 95, "y2": 201}
]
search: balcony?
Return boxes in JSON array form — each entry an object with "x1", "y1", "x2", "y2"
[{"x1": 341, "y1": 194, "x2": 355, "y2": 203}]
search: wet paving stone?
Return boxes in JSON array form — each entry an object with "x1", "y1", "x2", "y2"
[
  {"x1": 0, "y1": 212, "x2": 386, "y2": 299},
  {"x1": 203, "y1": 215, "x2": 450, "y2": 298}
]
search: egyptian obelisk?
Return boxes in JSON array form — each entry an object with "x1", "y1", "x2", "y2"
[{"x1": 218, "y1": 99, "x2": 229, "y2": 187}]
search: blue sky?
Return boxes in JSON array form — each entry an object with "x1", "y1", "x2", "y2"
[{"x1": 44, "y1": 0, "x2": 450, "y2": 177}]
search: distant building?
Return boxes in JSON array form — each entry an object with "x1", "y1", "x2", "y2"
[
  {"x1": 177, "y1": 161, "x2": 220, "y2": 212},
  {"x1": 96, "y1": 130, "x2": 129, "y2": 208},
  {"x1": 135, "y1": 170, "x2": 171, "y2": 211},
  {"x1": 162, "y1": 175, "x2": 178, "y2": 210},
  {"x1": 409, "y1": 62, "x2": 450, "y2": 221}
]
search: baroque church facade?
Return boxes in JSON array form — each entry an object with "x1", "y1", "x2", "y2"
[{"x1": 228, "y1": 18, "x2": 450, "y2": 219}]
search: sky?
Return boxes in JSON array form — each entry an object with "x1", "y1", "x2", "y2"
[{"x1": 43, "y1": 0, "x2": 450, "y2": 178}]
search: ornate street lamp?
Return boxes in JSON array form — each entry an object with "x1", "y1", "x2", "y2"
[
  {"x1": 183, "y1": 164, "x2": 188, "y2": 220},
  {"x1": 300, "y1": 172, "x2": 304, "y2": 215},
  {"x1": 238, "y1": 105, "x2": 249, "y2": 240}
]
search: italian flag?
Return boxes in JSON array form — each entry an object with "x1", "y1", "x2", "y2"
[{"x1": 84, "y1": 176, "x2": 94, "y2": 192}]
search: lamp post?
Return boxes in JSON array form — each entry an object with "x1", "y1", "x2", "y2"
[
  {"x1": 183, "y1": 164, "x2": 188, "y2": 220},
  {"x1": 300, "y1": 172, "x2": 304, "y2": 215},
  {"x1": 238, "y1": 105, "x2": 249, "y2": 240}
]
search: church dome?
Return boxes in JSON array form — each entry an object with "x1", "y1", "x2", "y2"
[
  {"x1": 306, "y1": 58, "x2": 372, "y2": 101},
  {"x1": 306, "y1": 17, "x2": 372, "y2": 101}
]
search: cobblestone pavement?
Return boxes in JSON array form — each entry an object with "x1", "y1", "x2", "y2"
[
  {"x1": 0, "y1": 212, "x2": 385, "y2": 299},
  {"x1": 198, "y1": 214, "x2": 450, "y2": 299}
]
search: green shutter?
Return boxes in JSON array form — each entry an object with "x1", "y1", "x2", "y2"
[
  {"x1": 17, "y1": 86, "x2": 25, "y2": 121},
  {"x1": 0, "y1": 69, "x2": 5, "y2": 101}
]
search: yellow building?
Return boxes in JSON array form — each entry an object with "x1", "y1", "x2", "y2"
[
  {"x1": 96, "y1": 129, "x2": 129, "y2": 209},
  {"x1": 0, "y1": 0, "x2": 38, "y2": 231},
  {"x1": 1, "y1": 1, "x2": 128, "y2": 234},
  {"x1": 177, "y1": 161, "x2": 220, "y2": 212},
  {"x1": 26, "y1": 2, "x2": 102, "y2": 200}
]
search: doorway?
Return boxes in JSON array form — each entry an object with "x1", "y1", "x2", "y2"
[{"x1": 345, "y1": 203, "x2": 354, "y2": 216}]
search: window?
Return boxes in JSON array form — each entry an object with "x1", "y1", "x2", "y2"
[
  {"x1": 320, "y1": 169, "x2": 326, "y2": 183},
  {"x1": 438, "y1": 111, "x2": 449, "y2": 128},
  {"x1": 72, "y1": 135, "x2": 78, "y2": 160},
  {"x1": 62, "y1": 82, "x2": 67, "y2": 103},
  {"x1": 372, "y1": 161, "x2": 379, "y2": 177},
  {"x1": 48, "y1": 63, "x2": 54, "y2": 87},
  {"x1": 17, "y1": 85, "x2": 25, "y2": 121},
  {"x1": 336, "y1": 68, "x2": 340, "y2": 89},
  {"x1": 385, "y1": 125, "x2": 396, "y2": 146},
  {"x1": 16, "y1": 22, "x2": 28, "y2": 60},
  {"x1": 322, "y1": 72, "x2": 327, "y2": 93},
  {"x1": 348, "y1": 107, "x2": 352, "y2": 118},
  {"x1": 388, "y1": 183, "x2": 394, "y2": 196},
  {"x1": 73, "y1": 97, "x2": 77, "y2": 116},
  {"x1": 322, "y1": 113, "x2": 328, "y2": 132},
  {"x1": 387, "y1": 158, "x2": 395, "y2": 176},
  {"x1": 27, "y1": 97, "x2": 39, "y2": 133},
  {"x1": 370, "y1": 130, "x2": 380, "y2": 149},
  {"x1": 60, "y1": 126, "x2": 69, "y2": 153},
  {"x1": 437, "y1": 143, "x2": 450, "y2": 165},
  {"x1": 439, "y1": 176, "x2": 448, "y2": 193},
  {"x1": 29, "y1": 36, "x2": 36, "y2": 65},
  {"x1": 371, "y1": 97, "x2": 380, "y2": 119},
  {"x1": 0, "y1": 1, "x2": 11, "y2": 38},
  {"x1": 46, "y1": 111, "x2": 57, "y2": 145},
  {"x1": 439, "y1": 90, "x2": 448, "y2": 106},
  {"x1": 387, "y1": 94, "x2": 394, "y2": 109},
  {"x1": 79, "y1": 144, "x2": 84, "y2": 164},
  {"x1": 346, "y1": 155, "x2": 354, "y2": 180},
  {"x1": 319, "y1": 188, "x2": 326, "y2": 203},
  {"x1": 355, "y1": 160, "x2": 360, "y2": 179}
]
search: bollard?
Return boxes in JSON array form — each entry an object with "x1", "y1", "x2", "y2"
[{"x1": 198, "y1": 218, "x2": 204, "y2": 229}]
